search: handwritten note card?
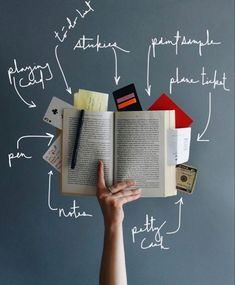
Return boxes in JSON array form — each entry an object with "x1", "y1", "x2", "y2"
[{"x1": 43, "y1": 135, "x2": 62, "y2": 172}]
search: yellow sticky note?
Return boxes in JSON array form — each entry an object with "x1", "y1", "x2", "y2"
[{"x1": 74, "y1": 89, "x2": 109, "y2": 111}]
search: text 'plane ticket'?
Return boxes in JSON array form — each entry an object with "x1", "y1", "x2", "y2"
[{"x1": 167, "y1": 128, "x2": 191, "y2": 165}]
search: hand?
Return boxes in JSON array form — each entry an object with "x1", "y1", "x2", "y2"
[{"x1": 96, "y1": 160, "x2": 141, "y2": 228}]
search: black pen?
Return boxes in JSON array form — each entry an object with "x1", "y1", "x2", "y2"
[{"x1": 71, "y1": 109, "x2": 85, "y2": 169}]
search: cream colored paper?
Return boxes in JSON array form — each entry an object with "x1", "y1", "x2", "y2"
[{"x1": 74, "y1": 89, "x2": 109, "y2": 111}]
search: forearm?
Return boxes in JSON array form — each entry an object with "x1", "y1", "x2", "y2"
[
  {"x1": 97, "y1": 161, "x2": 140, "y2": 285},
  {"x1": 100, "y1": 223, "x2": 127, "y2": 285}
]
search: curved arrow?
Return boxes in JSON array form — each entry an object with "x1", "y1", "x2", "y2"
[
  {"x1": 16, "y1": 133, "x2": 54, "y2": 149},
  {"x1": 12, "y1": 77, "x2": 36, "y2": 108},
  {"x1": 166, "y1": 197, "x2": 184, "y2": 235},
  {"x1": 55, "y1": 45, "x2": 72, "y2": 94},
  {"x1": 112, "y1": 48, "x2": 120, "y2": 85},
  {"x1": 197, "y1": 92, "x2": 212, "y2": 142},
  {"x1": 47, "y1": 170, "x2": 58, "y2": 211},
  {"x1": 145, "y1": 44, "x2": 152, "y2": 96}
]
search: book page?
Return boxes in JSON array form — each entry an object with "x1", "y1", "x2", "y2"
[
  {"x1": 114, "y1": 111, "x2": 176, "y2": 197},
  {"x1": 62, "y1": 109, "x2": 114, "y2": 195}
]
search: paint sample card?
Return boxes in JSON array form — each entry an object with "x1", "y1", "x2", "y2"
[
  {"x1": 43, "y1": 135, "x2": 62, "y2": 172},
  {"x1": 74, "y1": 89, "x2": 109, "y2": 111},
  {"x1": 148, "y1": 94, "x2": 193, "y2": 128},
  {"x1": 43, "y1": 97, "x2": 73, "y2": 129},
  {"x1": 113, "y1": 83, "x2": 142, "y2": 111},
  {"x1": 167, "y1": 128, "x2": 191, "y2": 165},
  {"x1": 176, "y1": 164, "x2": 198, "y2": 194}
]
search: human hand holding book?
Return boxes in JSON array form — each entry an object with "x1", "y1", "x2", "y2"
[{"x1": 97, "y1": 160, "x2": 141, "y2": 227}]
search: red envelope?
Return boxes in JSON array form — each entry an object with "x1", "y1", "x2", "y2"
[{"x1": 148, "y1": 93, "x2": 193, "y2": 128}]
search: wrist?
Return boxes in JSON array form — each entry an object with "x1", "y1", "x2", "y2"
[{"x1": 104, "y1": 220, "x2": 123, "y2": 233}]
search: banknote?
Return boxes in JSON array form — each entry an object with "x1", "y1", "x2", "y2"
[{"x1": 176, "y1": 164, "x2": 198, "y2": 194}]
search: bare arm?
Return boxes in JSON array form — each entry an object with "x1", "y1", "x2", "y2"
[{"x1": 97, "y1": 160, "x2": 141, "y2": 285}]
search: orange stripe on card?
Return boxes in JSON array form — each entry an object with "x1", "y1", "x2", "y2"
[{"x1": 118, "y1": 98, "x2": 137, "y2": 109}]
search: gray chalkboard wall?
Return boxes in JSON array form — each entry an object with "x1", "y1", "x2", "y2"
[{"x1": 0, "y1": 0, "x2": 234, "y2": 284}]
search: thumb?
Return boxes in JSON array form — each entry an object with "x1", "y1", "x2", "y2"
[{"x1": 97, "y1": 160, "x2": 106, "y2": 191}]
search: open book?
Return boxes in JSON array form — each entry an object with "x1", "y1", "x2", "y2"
[{"x1": 61, "y1": 109, "x2": 176, "y2": 197}]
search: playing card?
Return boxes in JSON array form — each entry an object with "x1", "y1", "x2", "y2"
[
  {"x1": 43, "y1": 135, "x2": 62, "y2": 172},
  {"x1": 43, "y1": 97, "x2": 73, "y2": 129}
]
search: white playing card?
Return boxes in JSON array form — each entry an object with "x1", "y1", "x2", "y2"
[
  {"x1": 43, "y1": 97, "x2": 73, "y2": 129},
  {"x1": 43, "y1": 135, "x2": 62, "y2": 172}
]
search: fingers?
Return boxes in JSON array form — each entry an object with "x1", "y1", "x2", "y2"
[
  {"x1": 97, "y1": 162, "x2": 141, "y2": 205},
  {"x1": 112, "y1": 188, "x2": 142, "y2": 205},
  {"x1": 120, "y1": 191, "x2": 141, "y2": 205},
  {"x1": 97, "y1": 160, "x2": 106, "y2": 192},
  {"x1": 109, "y1": 180, "x2": 135, "y2": 193},
  {"x1": 112, "y1": 188, "x2": 141, "y2": 199}
]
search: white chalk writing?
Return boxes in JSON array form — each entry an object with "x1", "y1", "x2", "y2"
[
  {"x1": 8, "y1": 152, "x2": 32, "y2": 168},
  {"x1": 74, "y1": 34, "x2": 130, "y2": 85},
  {"x1": 7, "y1": 133, "x2": 54, "y2": 168},
  {"x1": 8, "y1": 59, "x2": 53, "y2": 90},
  {"x1": 145, "y1": 44, "x2": 152, "y2": 95},
  {"x1": 131, "y1": 214, "x2": 169, "y2": 250},
  {"x1": 197, "y1": 92, "x2": 212, "y2": 142},
  {"x1": 54, "y1": 45, "x2": 72, "y2": 94},
  {"x1": 54, "y1": 1, "x2": 94, "y2": 43},
  {"x1": 16, "y1": 133, "x2": 54, "y2": 149},
  {"x1": 7, "y1": 59, "x2": 53, "y2": 108},
  {"x1": 151, "y1": 29, "x2": 221, "y2": 57},
  {"x1": 145, "y1": 30, "x2": 224, "y2": 96},
  {"x1": 47, "y1": 171, "x2": 92, "y2": 219},
  {"x1": 73, "y1": 34, "x2": 130, "y2": 53},
  {"x1": 169, "y1": 66, "x2": 230, "y2": 94},
  {"x1": 166, "y1": 197, "x2": 184, "y2": 234},
  {"x1": 131, "y1": 198, "x2": 184, "y2": 250}
]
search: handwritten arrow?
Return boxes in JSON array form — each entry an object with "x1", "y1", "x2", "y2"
[
  {"x1": 112, "y1": 48, "x2": 121, "y2": 85},
  {"x1": 55, "y1": 45, "x2": 72, "y2": 94},
  {"x1": 12, "y1": 77, "x2": 36, "y2": 108},
  {"x1": 16, "y1": 133, "x2": 54, "y2": 149},
  {"x1": 166, "y1": 197, "x2": 184, "y2": 235},
  {"x1": 145, "y1": 44, "x2": 152, "y2": 96},
  {"x1": 197, "y1": 92, "x2": 212, "y2": 142},
  {"x1": 47, "y1": 170, "x2": 58, "y2": 211}
]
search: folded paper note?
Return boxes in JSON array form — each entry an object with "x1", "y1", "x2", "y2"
[
  {"x1": 74, "y1": 89, "x2": 109, "y2": 111},
  {"x1": 167, "y1": 128, "x2": 191, "y2": 165},
  {"x1": 148, "y1": 94, "x2": 193, "y2": 128}
]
